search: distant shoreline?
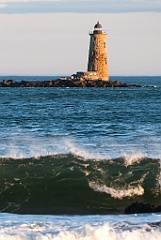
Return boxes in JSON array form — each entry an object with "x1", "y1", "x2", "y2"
[{"x1": 0, "y1": 78, "x2": 141, "y2": 88}]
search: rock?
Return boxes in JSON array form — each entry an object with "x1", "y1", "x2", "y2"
[
  {"x1": 125, "y1": 202, "x2": 161, "y2": 214},
  {"x1": 2, "y1": 79, "x2": 15, "y2": 87},
  {"x1": 0, "y1": 78, "x2": 141, "y2": 88}
]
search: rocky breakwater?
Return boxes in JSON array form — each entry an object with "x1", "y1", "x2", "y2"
[{"x1": 0, "y1": 78, "x2": 141, "y2": 88}]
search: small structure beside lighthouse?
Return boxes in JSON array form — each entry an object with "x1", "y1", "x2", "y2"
[{"x1": 87, "y1": 21, "x2": 109, "y2": 81}]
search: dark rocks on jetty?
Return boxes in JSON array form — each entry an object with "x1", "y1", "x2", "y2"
[
  {"x1": 0, "y1": 78, "x2": 141, "y2": 88},
  {"x1": 125, "y1": 202, "x2": 161, "y2": 214}
]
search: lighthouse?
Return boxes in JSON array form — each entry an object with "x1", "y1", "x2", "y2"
[
  {"x1": 87, "y1": 21, "x2": 109, "y2": 81},
  {"x1": 71, "y1": 21, "x2": 109, "y2": 82}
]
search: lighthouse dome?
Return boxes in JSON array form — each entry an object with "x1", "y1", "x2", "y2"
[
  {"x1": 94, "y1": 21, "x2": 102, "y2": 29},
  {"x1": 93, "y1": 21, "x2": 102, "y2": 34}
]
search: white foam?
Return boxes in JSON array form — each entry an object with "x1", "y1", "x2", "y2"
[
  {"x1": 1, "y1": 223, "x2": 161, "y2": 240},
  {"x1": 0, "y1": 233, "x2": 28, "y2": 240},
  {"x1": 53, "y1": 225, "x2": 161, "y2": 240},
  {"x1": 123, "y1": 151, "x2": 147, "y2": 166},
  {"x1": 89, "y1": 182, "x2": 144, "y2": 199}
]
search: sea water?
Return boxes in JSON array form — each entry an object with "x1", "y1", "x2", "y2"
[{"x1": 0, "y1": 76, "x2": 161, "y2": 239}]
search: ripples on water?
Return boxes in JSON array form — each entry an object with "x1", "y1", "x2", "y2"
[{"x1": 0, "y1": 76, "x2": 161, "y2": 239}]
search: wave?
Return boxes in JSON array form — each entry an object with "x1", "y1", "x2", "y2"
[
  {"x1": 1, "y1": 212, "x2": 161, "y2": 240},
  {"x1": 1, "y1": 220, "x2": 161, "y2": 240},
  {"x1": 0, "y1": 154, "x2": 161, "y2": 214},
  {"x1": 47, "y1": 223, "x2": 161, "y2": 240}
]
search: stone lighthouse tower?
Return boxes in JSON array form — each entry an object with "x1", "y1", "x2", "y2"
[{"x1": 87, "y1": 21, "x2": 109, "y2": 81}]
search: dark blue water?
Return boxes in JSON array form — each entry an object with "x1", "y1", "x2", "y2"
[{"x1": 0, "y1": 76, "x2": 161, "y2": 239}]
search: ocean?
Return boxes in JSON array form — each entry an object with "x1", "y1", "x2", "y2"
[{"x1": 0, "y1": 76, "x2": 161, "y2": 239}]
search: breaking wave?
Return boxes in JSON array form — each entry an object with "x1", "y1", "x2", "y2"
[
  {"x1": 1, "y1": 215, "x2": 161, "y2": 240},
  {"x1": 0, "y1": 153, "x2": 160, "y2": 214}
]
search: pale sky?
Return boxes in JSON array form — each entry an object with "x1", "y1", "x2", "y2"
[{"x1": 0, "y1": 0, "x2": 161, "y2": 76}]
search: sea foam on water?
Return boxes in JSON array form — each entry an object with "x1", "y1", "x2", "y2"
[
  {"x1": 1, "y1": 222, "x2": 161, "y2": 240},
  {"x1": 88, "y1": 182, "x2": 144, "y2": 199}
]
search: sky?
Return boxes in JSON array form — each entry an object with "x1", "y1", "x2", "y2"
[{"x1": 0, "y1": 0, "x2": 161, "y2": 76}]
